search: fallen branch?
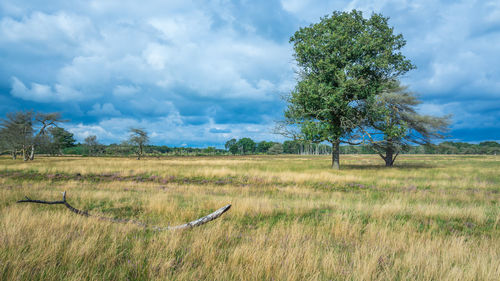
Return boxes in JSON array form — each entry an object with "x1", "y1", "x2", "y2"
[{"x1": 17, "y1": 191, "x2": 231, "y2": 231}]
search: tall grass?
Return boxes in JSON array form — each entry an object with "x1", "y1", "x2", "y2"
[{"x1": 0, "y1": 155, "x2": 499, "y2": 280}]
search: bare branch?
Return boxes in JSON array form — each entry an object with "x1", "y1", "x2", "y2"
[
  {"x1": 392, "y1": 152, "x2": 400, "y2": 164},
  {"x1": 17, "y1": 191, "x2": 89, "y2": 216},
  {"x1": 17, "y1": 192, "x2": 231, "y2": 231}
]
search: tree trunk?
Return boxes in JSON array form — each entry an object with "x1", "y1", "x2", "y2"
[
  {"x1": 12, "y1": 150, "x2": 17, "y2": 160},
  {"x1": 331, "y1": 141, "x2": 340, "y2": 170},
  {"x1": 384, "y1": 147, "x2": 394, "y2": 167},
  {"x1": 137, "y1": 144, "x2": 142, "y2": 160},
  {"x1": 23, "y1": 146, "x2": 28, "y2": 161},
  {"x1": 29, "y1": 144, "x2": 35, "y2": 160}
]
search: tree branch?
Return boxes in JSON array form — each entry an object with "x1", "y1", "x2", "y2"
[
  {"x1": 377, "y1": 153, "x2": 386, "y2": 161},
  {"x1": 392, "y1": 152, "x2": 400, "y2": 165},
  {"x1": 17, "y1": 192, "x2": 231, "y2": 231}
]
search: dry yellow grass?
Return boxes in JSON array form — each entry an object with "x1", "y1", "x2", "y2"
[{"x1": 0, "y1": 154, "x2": 499, "y2": 280}]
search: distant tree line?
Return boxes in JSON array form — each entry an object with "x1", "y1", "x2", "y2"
[
  {"x1": 224, "y1": 138, "x2": 284, "y2": 155},
  {"x1": 63, "y1": 142, "x2": 228, "y2": 157},
  {"x1": 223, "y1": 139, "x2": 499, "y2": 155},
  {"x1": 1, "y1": 111, "x2": 498, "y2": 159},
  {"x1": 64, "y1": 139, "x2": 500, "y2": 156}
]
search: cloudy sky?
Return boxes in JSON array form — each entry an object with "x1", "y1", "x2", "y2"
[{"x1": 1, "y1": 0, "x2": 499, "y2": 146}]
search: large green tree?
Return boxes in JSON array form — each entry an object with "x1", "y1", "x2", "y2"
[
  {"x1": 364, "y1": 83, "x2": 450, "y2": 166},
  {"x1": 284, "y1": 10, "x2": 414, "y2": 169}
]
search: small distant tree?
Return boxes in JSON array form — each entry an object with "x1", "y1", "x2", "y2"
[
  {"x1": 364, "y1": 83, "x2": 450, "y2": 166},
  {"x1": 267, "y1": 143, "x2": 283, "y2": 155},
  {"x1": 282, "y1": 140, "x2": 300, "y2": 154},
  {"x1": 84, "y1": 135, "x2": 100, "y2": 156},
  {"x1": 225, "y1": 138, "x2": 236, "y2": 150},
  {"x1": 48, "y1": 127, "x2": 76, "y2": 155},
  {"x1": 29, "y1": 112, "x2": 65, "y2": 160},
  {"x1": 128, "y1": 128, "x2": 149, "y2": 160},
  {"x1": 205, "y1": 146, "x2": 216, "y2": 155},
  {"x1": 229, "y1": 144, "x2": 239, "y2": 155},
  {"x1": 225, "y1": 138, "x2": 239, "y2": 155},
  {"x1": 257, "y1": 141, "x2": 275, "y2": 154},
  {"x1": 237, "y1": 138, "x2": 256, "y2": 154}
]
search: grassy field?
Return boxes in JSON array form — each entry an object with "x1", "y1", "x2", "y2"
[{"x1": 0, "y1": 154, "x2": 499, "y2": 280}]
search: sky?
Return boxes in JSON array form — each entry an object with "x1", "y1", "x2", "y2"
[{"x1": 1, "y1": 0, "x2": 499, "y2": 147}]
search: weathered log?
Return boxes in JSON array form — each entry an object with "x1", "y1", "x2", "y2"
[{"x1": 17, "y1": 191, "x2": 231, "y2": 231}]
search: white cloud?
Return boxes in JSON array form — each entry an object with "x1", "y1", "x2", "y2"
[
  {"x1": 148, "y1": 11, "x2": 212, "y2": 42},
  {"x1": 10, "y1": 77, "x2": 83, "y2": 102},
  {"x1": 113, "y1": 85, "x2": 140, "y2": 97},
  {"x1": 128, "y1": 99, "x2": 182, "y2": 117},
  {"x1": 0, "y1": 11, "x2": 94, "y2": 42},
  {"x1": 88, "y1": 103, "x2": 121, "y2": 116},
  {"x1": 68, "y1": 123, "x2": 116, "y2": 142},
  {"x1": 143, "y1": 43, "x2": 170, "y2": 71},
  {"x1": 3, "y1": 3, "x2": 293, "y2": 106},
  {"x1": 66, "y1": 115, "x2": 284, "y2": 146}
]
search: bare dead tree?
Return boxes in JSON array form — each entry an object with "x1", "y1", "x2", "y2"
[{"x1": 17, "y1": 192, "x2": 231, "y2": 231}]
